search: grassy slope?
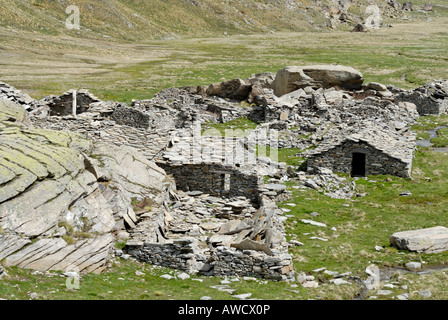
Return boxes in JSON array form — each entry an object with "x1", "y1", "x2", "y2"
[
  {"x1": 0, "y1": 0, "x2": 326, "y2": 40},
  {"x1": 2, "y1": 0, "x2": 446, "y2": 41}
]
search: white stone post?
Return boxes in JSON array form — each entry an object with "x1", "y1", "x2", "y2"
[{"x1": 72, "y1": 90, "x2": 77, "y2": 116}]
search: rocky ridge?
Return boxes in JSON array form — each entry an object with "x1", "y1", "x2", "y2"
[{"x1": 0, "y1": 99, "x2": 167, "y2": 274}]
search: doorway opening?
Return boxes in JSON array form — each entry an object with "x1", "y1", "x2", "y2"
[{"x1": 351, "y1": 152, "x2": 366, "y2": 177}]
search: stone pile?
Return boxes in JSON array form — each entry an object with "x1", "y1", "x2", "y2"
[
  {"x1": 0, "y1": 81, "x2": 38, "y2": 111},
  {"x1": 126, "y1": 188, "x2": 294, "y2": 280},
  {"x1": 395, "y1": 80, "x2": 448, "y2": 116},
  {"x1": 294, "y1": 168, "x2": 357, "y2": 199},
  {"x1": 133, "y1": 87, "x2": 252, "y2": 128}
]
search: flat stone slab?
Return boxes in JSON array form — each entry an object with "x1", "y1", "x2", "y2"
[{"x1": 389, "y1": 226, "x2": 448, "y2": 253}]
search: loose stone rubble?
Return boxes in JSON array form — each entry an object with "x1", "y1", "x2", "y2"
[
  {"x1": 0, "y1": 81, "x2": 39, "y2": 111},
  {"x1": 1, "y1": 63, "x2": 448, "y2": 280},
  {"x1": 394, "y1": 80, "x2": 448, "y2": 116}
]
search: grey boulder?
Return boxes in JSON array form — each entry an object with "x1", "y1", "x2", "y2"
[
  {"x1": 274, "y1": 65, "x2": 364, "y2": 96},
  {"x1": 390, "y1": 226, "x2": 448, "y2": 253}
]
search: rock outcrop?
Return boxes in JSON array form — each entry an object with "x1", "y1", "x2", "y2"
[{"x1": 0, "y1": 99, "x2": 167, "y2": 274}]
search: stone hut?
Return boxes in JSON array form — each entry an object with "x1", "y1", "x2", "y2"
[
  {"x1": 156, "y1": 134, "x2": 264, "y2": 202},
  {"x1": 306, "y1": 124, "x2": 416, "y2": 178}
]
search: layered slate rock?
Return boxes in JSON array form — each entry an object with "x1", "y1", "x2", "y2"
[
  {"x1": 0, "y1": 99, "x2": 166, "y2": 274},
  {"x1": 274, "y1": 65, "x2": 364, "y2": 96},
  {"x1": 390, "y1": 227, "x2": 448, "y2": 253}
]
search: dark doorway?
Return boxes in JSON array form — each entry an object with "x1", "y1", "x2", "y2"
[{"x1": 351, "y1": 152, "x2": 366, "y2": 177}]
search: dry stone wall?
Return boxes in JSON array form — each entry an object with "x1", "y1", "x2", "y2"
[
  {"x1": 307, "y1": 139, "x2": 413, "y2": 178},
  {"x1": 126, "y1": 201, "x2": 294, "y2": 280},
  {"x1": 394, "y1": 80, "x2": 448, "y2": 116},
  {"x1": 157, "y1": 163, "x2": 263, "y2": 202},
  {"x1": 32, "y1": 117, "x2": 172, "y2": 159}
]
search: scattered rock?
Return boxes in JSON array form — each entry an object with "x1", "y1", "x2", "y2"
[
  {"x1": 288, "y1": 240, "x2": 304, "y2": 247},
  {"x1": 405, "y1": 262, "x2": 422, "y2": 271},
  {"x1": 232, "y1": 293, "x2": 252, "y2": 300},
  {"x1": 397, "y1": 293, "x2": 409, "y2": 300},
  {"x1": 302, "y1": 280, "x2": 319, "y2": 288},
  {"x1": 300, "y1": 219, "x2": 327, "y2": 227},
  {"x1": 376, "y1": 289, "x2": 393, "y2": 296},
  {"x1": 331, "y1": 278, "x2": 350, "y2": 285},
  {"x1": 177, "y1": 272, "x2": 190, "y2": 280},
  {"x1": 418, "y1": 290, "x2": 432, "y2": 298}
]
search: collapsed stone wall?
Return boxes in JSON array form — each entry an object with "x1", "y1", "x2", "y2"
[
  {"x1": 307, "y1": 139, "x2": 413, "y2": 178},
  {"x1": 0, "y1": 81, "x2": 38, "y2": 111},
  {"x1": 133, "y1": 93, "x2": 252, "y2": 129},
  {"x1": 126, "y1": 201, "x2": 294, "y2": 281},
  {"x1": 110, "y1": 104, "x2": 150, "y2": 129},
  {"x1": 41, "y1": 89, "x2": 101, "y2": 116},
  {"x1": 395, "y1": 91, "x2": 448, "y2": 116},
  {"x1": 127, "y1": 237, "x2": 293, "y2": 280},
  {"x1": 394, "y1": 80, "x2": 448, "y2": 116}
]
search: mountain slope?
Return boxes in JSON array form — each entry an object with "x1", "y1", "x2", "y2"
[{"x1": 0, "y1": 0, "x2": 439, "y2": 40}]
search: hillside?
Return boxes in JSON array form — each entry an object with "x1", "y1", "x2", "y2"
[{"x1": 1, "y1": 0, "x2": 444, "y2": 40}]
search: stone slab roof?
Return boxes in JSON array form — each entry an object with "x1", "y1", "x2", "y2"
[{"x1": 306, "y1": 122, "x2": 416, "y2": 163}]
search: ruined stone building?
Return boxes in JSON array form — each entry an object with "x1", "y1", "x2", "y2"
[
  {"x1": 306, "y1": 123, "x2": 416, "y2": 178},
  {"x1": 156, "y1": 130, "x2": 283, "y2": 203},
  {"x1": 394, "y1": 80, "x2": 448, "y2": 116}
]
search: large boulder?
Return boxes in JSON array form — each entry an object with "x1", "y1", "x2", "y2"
[
  {"x1": 0, "y1": 99, "x2": 167, "y2": 274},
  {"x1": 206, "y1": 78, "x2": 252, "y2": 100},
  {"x1": 273, "y1": 65, "x2": 364, "y2": 96},
  {"x1": 390, "y1": 226, "x2": 448, "y2": 253}
]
